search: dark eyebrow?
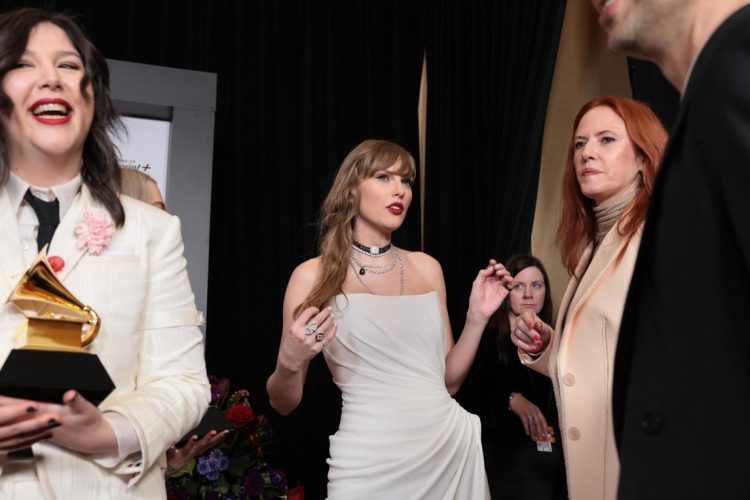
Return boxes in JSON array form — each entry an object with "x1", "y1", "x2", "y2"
[{"x1": 22, "y1": 49, "x2": 82, "y2": 60}]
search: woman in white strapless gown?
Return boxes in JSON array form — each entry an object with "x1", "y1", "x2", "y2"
[{"x1": 267, "y1": 140, "x2": 513, "y2": 499}]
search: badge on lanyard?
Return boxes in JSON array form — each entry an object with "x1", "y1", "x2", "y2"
[{"x1": 536, "y1": 426, "x2": 555, "y2": 452}]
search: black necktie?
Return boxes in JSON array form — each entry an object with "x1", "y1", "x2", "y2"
[{"x1": 24, "y1": 189, "x2": 60, "y2": 252}]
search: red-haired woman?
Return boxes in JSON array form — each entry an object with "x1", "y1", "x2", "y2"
[{"x1": 511, "y1": 96, "x2": 667, "y2": 500}]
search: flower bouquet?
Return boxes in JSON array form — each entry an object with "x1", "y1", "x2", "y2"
[{"x1": 167, "y1": 376, "x2": 287, "y2": 499}]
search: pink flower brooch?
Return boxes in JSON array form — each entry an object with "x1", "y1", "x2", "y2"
[{"x1": 74, "y1": 209, "x2": 114, "y2": 256}]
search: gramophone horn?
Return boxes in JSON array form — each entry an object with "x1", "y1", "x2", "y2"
[{"x1": 9, "y1": 255, "x2": 100, "y2": 347}]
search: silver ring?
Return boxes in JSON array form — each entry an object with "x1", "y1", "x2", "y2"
[
  {"x1": 304, "y1": 321, "x2": 318, "y2": 336},
  {"x1": 527, "y1": 415, "x2": 534, "y2": 421},
  {"x1": 315, "y1": 331, "x2": 325, "y2": 341},
  {"x1": 321, "y1": 340, "x2": 328, "y2": 348}
]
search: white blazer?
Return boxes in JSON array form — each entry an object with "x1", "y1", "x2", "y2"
[{"x1": 0, "y1": 184, "x2": 210, "y2": 499}]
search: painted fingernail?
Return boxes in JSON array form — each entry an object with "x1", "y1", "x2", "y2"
[
  {"x1": 26, "y1": 406, "x2": 36, "y2": 413},
  {"x1": 47, "y1": 419, "x2": 61, "y2": 428}
]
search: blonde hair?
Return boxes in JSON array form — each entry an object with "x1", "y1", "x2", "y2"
[
  {"x1": 120, "y1": 168, "x2": 160, "y2": 205},
  {"x1": 293, "y1": 139, "x2": 416, "y2": 317}
]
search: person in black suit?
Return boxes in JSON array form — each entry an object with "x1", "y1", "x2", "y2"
[{"x1": 590, "y1": 0, "x2": 750, "y2": 498}]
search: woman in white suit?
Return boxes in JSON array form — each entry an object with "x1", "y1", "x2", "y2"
[
  {"x1": 511, "y1": 96, "x2": 666, "y2": 500},
  {"x1": 0, "y1": 8, "x2": 209, "y2": 498}
]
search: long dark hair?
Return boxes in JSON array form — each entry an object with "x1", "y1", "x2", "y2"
[
  {"x1": 0, "y1": 7, "x2": 125, "y2": 226},
  {"x1": 493, "y1": 255, "x2": 553, "y2": 364}
]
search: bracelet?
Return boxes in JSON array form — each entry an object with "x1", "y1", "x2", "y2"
[
  {"x1": 508, "y1": 392, "x2": 520, "y2": 411},
  {"x1": 527, "y1": 349, "x2": 543, "y2": 359}
]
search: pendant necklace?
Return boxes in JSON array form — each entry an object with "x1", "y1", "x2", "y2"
[
  {"x1": 350, "y1": 247, "x2": 404, "y2": 295},
  {"x1": 351, "y1": 249, "x2": 397, "y2": 276}
]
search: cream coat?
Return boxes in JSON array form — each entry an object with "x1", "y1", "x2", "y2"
[
  {"x1": 0, "y1": 185, "x2": 210, "y2": 499},
  {"x1": 522, "y1": 224, "x2": 641, "y2": 500}
]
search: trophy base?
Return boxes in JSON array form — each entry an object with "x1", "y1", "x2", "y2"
[{"x1": 0, "y1": 349, "x2": 115, "y2": 404}]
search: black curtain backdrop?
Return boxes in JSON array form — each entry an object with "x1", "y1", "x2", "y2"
[
  {"x1": 628, "y1": 58, "x2": 680, "y2": 131},
  {"x1": 422, "y1": 0, "x2": 566, "y2": 331}
]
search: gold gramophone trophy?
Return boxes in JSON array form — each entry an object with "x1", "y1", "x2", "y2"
[{"x1": 0, "y1": 253, "x2": 115, "y2": 404}]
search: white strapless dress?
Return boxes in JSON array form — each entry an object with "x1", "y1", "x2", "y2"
[{"x1": 324, "y1": 292, "x2": 490, "y2": 499}]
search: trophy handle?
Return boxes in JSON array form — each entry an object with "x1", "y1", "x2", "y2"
[{"x1": 81, "y1": 306, "x2": 100, "y2": 347}]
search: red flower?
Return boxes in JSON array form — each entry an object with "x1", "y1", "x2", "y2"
[{"x1": 225, "y1": 404, "x2": 255, "y2": 428}]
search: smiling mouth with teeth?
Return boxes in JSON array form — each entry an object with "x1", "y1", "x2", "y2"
[{"x1": 32, "y1": 102, "x2": 70, "y2": 117}]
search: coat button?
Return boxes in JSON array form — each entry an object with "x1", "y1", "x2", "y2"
[
  {"x1": 640, "y1": 412, "x2": 663, "y2": 434},
  {"x1": 21, "y1": 242, "x2": 29, "y2": 250},
  {"x1": 563, "y1": 373, "x2": 576, "y2": 386},
  {"x1": 567, "y1": 427, "x2": 581, "y2": 440}
]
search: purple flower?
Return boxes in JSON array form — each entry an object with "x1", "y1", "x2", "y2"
[
  {"x1": 267, "y1": 467, "x2": 286, "y2": 491},
  {"x1": 243, "y1": 469, "x2": 265, "y2": 497},
  {"x1": 210, "y1": 386, "x2": 222, "y2": 403},
  {"x1": 196, "y1": 448, "x2": 230, "y2": 482}
]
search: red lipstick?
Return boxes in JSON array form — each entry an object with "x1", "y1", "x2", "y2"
[
  {"x1": 30, "y1": 98, "x2": 72, "y2": 125},
  {"x1": 387, "y1": 202, "x2": 404, "y2": 215}
]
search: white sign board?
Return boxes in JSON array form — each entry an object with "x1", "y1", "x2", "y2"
[{"x1": 112, "y1": 116, "x2": 171, "y2": 202}]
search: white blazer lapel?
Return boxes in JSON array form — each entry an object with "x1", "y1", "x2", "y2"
[
  {"x1": 48, "y1": 185, "x2": 93, "y2": 282},
  {"x1": 0, "y1": 186, "x2": 27, "y2": 301}
]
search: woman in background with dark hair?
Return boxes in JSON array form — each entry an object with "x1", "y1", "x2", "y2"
[
  {"x1": 459, "y1": 255, "x2": 566, "y2": 500},
  {"x1": 511, "y1": 96, "x2": 667, "y2": 500},
  {"x1": 0, "y1": 8, "x2": 208, "y2": 498}
]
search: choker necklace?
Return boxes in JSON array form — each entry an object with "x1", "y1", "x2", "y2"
[{"x1": 352, "y1": 240, "x2": 392, "y2": 257}]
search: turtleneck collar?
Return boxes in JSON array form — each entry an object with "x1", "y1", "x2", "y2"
[{"x1": 593, "y1": 178, "x2": 640, "y2": 243}]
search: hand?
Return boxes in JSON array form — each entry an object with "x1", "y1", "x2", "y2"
[
  {"x1": 511, "y1": 310, "x2": 553, "y2": 354},
  {"x1": 467, "y1": 259, "x2": 513, "y2": 323},
  {"x1": 278, "y1": 306, "x2": 338, "y2": 371},
  {"x1": 0, "y1": 395, "x2": 60, "y2": 451},
  {"x1": 509, "y1": 393, "x2": 549, "y2": 442},
  {"x1": 38, "y1": 390, "x2": 117, "y2": 455},
  {"x1": 166, "y1": 429, "x2": 230, "y2": 475}
]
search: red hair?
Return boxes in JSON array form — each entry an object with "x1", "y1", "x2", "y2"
[{"x1": 556, "y1": 96, "x2": 667, "y2": 276}]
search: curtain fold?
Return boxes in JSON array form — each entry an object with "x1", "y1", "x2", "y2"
[{"x1": 422, "y1": 0, "x2": 566, "y2": 329}]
